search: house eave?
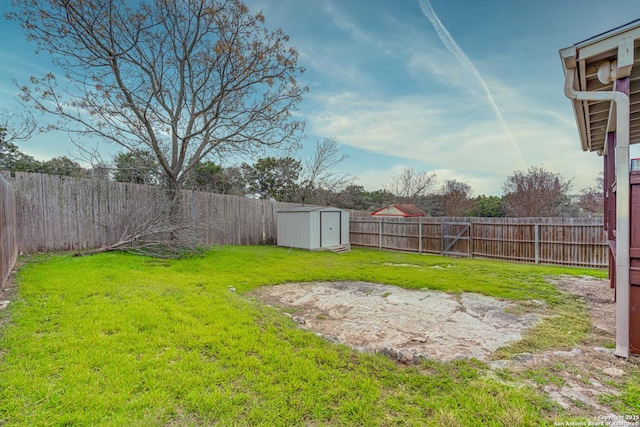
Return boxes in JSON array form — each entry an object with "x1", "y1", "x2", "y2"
[{"x1": 560, "y1": 20, "x2": 640, "y2": 154}]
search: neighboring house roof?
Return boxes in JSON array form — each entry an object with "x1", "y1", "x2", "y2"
[{"x1": 371, "y1": 204, "x2": 426, "y2": 217}]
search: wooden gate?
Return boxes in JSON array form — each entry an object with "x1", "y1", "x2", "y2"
[{"x1": 442, "y1": 221, "x2": 471, "y2": 257}]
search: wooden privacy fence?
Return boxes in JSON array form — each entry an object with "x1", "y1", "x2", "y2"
[
  {"x1": 0, "y1": 173, "x2": 18, "y2": 286},
  {"x1": 8, "y1": 172, "x2": 303, "y2": 253},
  {"x1": 2, "y1": 171, "x2": 610, "y2": 269},
  {"x1": 350, "y1": 216, "x2": 608, "y2": 268}
]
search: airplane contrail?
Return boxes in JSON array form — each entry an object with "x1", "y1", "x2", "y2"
[{"x1": 417, "y1": 0, "x2": 524, "y2": 166}]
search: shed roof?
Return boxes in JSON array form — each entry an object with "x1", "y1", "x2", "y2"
[
  {"x1": 277, "y1": 206, "x2": 346, "y2": 213},
  {"x1": 371, "y1": 204, "x2": 426, "y2": 217},
  {"x1": 560, "y1": 19, "x2": 640, "y2": 154}
]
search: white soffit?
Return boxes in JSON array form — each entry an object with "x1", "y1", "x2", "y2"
[{"x1": 560, "y1": 20, "x2": 640, "y2": 154}]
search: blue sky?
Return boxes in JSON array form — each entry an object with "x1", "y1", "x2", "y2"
[{"x1": 2, "y1": 1, "x2": 640, "y2": 196}]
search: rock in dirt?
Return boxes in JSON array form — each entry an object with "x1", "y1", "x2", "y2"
[
  {"x1": 511, "y1": 352, "x2": 534, "y2": 362},
  {"x1": 292, "y1": 316, "x2": 306, "y2": 324},
  {"x1": 553, "y1": 348, "x2": 582, "y2": 358},
  {"x1": 602, "y1": 367, "x2": 625, "y2": 377}
]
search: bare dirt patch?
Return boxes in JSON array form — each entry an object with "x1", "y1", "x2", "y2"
[
  {"x1": 248, "y1": 276, "x2": 640, "y2": 419},
  {"x1": 499, "y1": 276, "x2": 639, "y2": 419},
  {"x1": 0, "y1": 264, "x2": 19, "y2": 325},
  {"x1": 549, "y1": 275, "x2": 616, "y2": 343},
  {"x1": 0, "y1": 259, "x2": 22, "y2": 363}
]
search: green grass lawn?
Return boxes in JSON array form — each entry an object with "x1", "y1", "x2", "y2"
[{"x1": 0, "y1": 246, "x2": 615, "y2": 426}]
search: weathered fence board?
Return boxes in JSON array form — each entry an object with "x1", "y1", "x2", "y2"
[
  {"x1": 9, "y1": 172, "x2": 303, "y2": 252},
  {"x1": 3, "y1": 172, "x2": 609, "y2": 269},
  {"x1": 0, "y1": 173, "x2": 18, "y2": 286},
  {"x1": 350, "y1": 216, "x2": 608, "y2": 268}
]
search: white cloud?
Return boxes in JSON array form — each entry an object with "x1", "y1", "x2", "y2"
[
  {"x1": 1, "y1": 0, "x2": 609, "y2": 198},
  {"x1": 310, "y1": 91, "x2": 523, "y2": 166},
  {"x1": 322, "y1": 1, "x2": 376, "y2": 45},
  {"x1": 308, "y1": 83, "x2": 602, "y2": 196},
  {"x1": 356, "y1": 164, "x2": 413, "y2": 194},
  {"x1": 406, "y1": 50, "x2": 478, "y2": 95}
]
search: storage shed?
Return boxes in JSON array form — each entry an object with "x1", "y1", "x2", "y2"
[{"x1": 277, "y1": 206, "x2": 350, "y2": 251}]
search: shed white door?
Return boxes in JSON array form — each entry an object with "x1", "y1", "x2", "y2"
[{"x1": 320, "y1": 212, "x2": 341, "y2": 247}]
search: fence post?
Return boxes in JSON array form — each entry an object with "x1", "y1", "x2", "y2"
[
  {"x1": 418, "y1": 221, "x2": 422, "y2": 254},
  {"x1": 534, "y1": 223, "x2": 540, "y2": 264},
  {"x1": 378, "y1": 220, "x2": 382, "y2": 249},
  {"x1": 191, "y1": 191, "x2": 196, "y2": 225},
  {"x1": 469, "y1": 219, "x2": 473, "y2": 258}
]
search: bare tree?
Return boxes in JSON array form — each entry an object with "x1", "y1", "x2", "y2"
[
  {"x1": 0, "y1": 108, "x2": 35, "y2": 144},
  {"x1": 9, "y1": 0, "x2": 306, "y2": 192},
  {"x1": 88, "y1": 161, "x2": 112, "y2": 181},
  {"x1": 0, "y1": 108, "x2": 40, "y2": 173},
  {"x1": 579, "y1": 173, "x2": 604, "y2": 217},
  {"x1": 297, "y1": 137, "x2": 354, "y2": 205},
  {"x1": 386, "y1": 167, "x2": 437, "y2": 212},
  {"x1": 502, "y1": 165, "x2": 573, "y2": 217},
  {"x1": 438, "y1": 179, "x2": 475, "y2": 217},
  {"x1": 388, "y1": 167, "x2": 436, "y2": 202}
]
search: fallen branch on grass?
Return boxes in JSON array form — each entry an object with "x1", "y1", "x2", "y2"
[{"x1": 74, "y1": 197, "x2": 204, "y2": 259}]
